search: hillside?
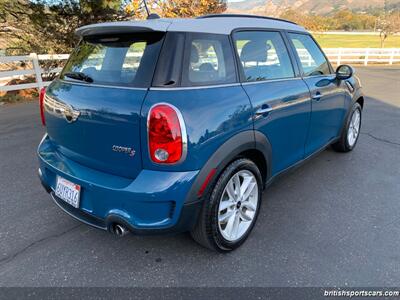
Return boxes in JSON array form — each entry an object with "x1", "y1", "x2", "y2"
[{"x1": 227, "y1": 0, "x2": 400, "y2": 16}]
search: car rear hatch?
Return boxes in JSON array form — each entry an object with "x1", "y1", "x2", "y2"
[{"x1": 44, "y1": 31, "x2": 165, "y2": 179}]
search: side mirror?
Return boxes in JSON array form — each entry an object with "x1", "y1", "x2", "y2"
[{"x1": 336, "y1": 65, "x2": 354, "y2": 80}]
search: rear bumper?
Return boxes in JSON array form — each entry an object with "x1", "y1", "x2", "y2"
[{"x1": 38, "y1": 135, "x2": 201, "y2": 234}]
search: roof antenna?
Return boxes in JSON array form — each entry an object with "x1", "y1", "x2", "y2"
[
  {"x1": 142, "y1": 0, "x2": 160, "y2": 20},
  {"x1": 142, "y1": 0, "x2": 150, "y2": 17}
]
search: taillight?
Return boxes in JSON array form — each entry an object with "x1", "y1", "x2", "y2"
[
  {"x1": 147, "y1": 103, "x2": 187, "y2": 164},
  {"x1": 39, "y1": 87, "x2": 46, "y2": 126}
]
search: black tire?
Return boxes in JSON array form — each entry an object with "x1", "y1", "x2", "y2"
[
  {"x1": 332, "y1": 102, "x2": 362, "y2": 152},
  {"x1": 190, "y1": 158, "x2": 263, "y2": 252}
]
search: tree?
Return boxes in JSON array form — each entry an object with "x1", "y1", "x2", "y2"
[
  {"x1": 1, "y1": 0, "x2": 227, "y2": 53},
  {"x1": 125, "y1": 0, "x2": 227, "y2": 19},
  {"x1": 331, "y1": 9, "x2": 377, "y2": 31},
  {"x1": 377, "y1": 11, "x2": 400, "y2": 48},
  {"x1": 388, "y1": 11, "x2": 400, "y2": 33},
  {"x1": 279, "y1": 9, "x2": 328, "y2": 32},
  {"x1": 1, "y1": 0, "x2": 128, "y2": 53},
  {"x1": 279, "y1": 8, "x2": 382, "y2": 32}
]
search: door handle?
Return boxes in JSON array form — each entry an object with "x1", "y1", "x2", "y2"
[
  {"x1": 255, "y1": 107, "x2": 273, "y2": 115},
  {"x1": 253, "y1": 106, "x2": 273, "y2": 120},
  {"x1": 312, "y1": 91, "x2": 322, "y2": 101}
]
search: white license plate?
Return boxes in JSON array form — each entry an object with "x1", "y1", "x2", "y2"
[{"x1": 55, "y1": 176, "x2": 81, "y2": 208}]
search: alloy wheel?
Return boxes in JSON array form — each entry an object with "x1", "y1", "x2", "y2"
[
  {"x1": 347, "y1": 108, "x2": 361, "y2": 147},
  {"x1": 217, "y1": 170, "x2": 259, "y2": 242}
]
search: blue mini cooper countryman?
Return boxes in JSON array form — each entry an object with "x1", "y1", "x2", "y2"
[{"x1": 38, "y1": 14, "x2": 364, "y2": 252}]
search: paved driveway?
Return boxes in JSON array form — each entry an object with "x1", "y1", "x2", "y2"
[{"x1": 0, "y1": 67, "x2": 399, "y2": 287}]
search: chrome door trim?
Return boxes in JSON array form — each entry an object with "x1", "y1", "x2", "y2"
[
  {"x1": 241, "y1": 77, "x2": 301, "y2": 86},
  {"x1": 255, "y1": 96, "x2": 310, "y2": 119},
  {"x1": 149, "y1": 83, "x2": 241, "y2": 91},
  {"x1": 58, "y1": 79, "x2": 148, "y2": 91}
]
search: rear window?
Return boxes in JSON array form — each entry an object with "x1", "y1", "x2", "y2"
[{"x1": 60, "y1": 33, "x2": 164, "y2": 88}]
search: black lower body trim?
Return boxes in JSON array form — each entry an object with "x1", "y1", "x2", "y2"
[
  {"x1": 50, "y1": 192, "x2": 203, "y2": 235},
  {"x1": 51, "y1": 193, "x2": 107, "y2": 230},
  {"x1": 266, "y1": 137, "x2": 339, "y2": 187},
  {"x1": 105, "y1": 199, "x2": 203, "y2": 235}
]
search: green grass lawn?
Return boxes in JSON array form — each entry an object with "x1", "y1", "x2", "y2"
[{"x1": 314, "y1": 34, "x2": 400, "y2": 48}]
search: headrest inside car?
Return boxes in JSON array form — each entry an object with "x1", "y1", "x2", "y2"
[
  {"x1": 240, "y1": 41, "x2": 271, "y2": 63},
  {"x1": 190, "y1": 45, "x2": 199, "y2": 64}
]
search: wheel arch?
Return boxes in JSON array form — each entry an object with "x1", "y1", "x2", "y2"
[
  {"x1": 351, "y1": 86, "x2": 364, "y2": 109},
  {"x1": 185, "y1": 130, "x2": 272, "y2": 204},
  {"x1": 343, "y1": 89, "x2": 364, "y2": 125},
  {"x1": 356, "y1": 96, "x2": 364, "y2": 109}
]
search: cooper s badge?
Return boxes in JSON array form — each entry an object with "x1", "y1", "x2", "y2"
[{"x1": 112, "y1": 145, "x2": 136, "y2": 157}]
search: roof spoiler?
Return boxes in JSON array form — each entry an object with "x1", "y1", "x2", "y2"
[{"x1": 75, "y1": 20, "x2": 170, "y2": 38}]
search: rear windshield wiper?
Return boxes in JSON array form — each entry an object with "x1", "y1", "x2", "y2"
[{"x1": 64, "y1": 72, "x2": 93, "y2": 83}]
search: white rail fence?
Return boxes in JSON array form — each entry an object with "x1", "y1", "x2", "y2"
[
  {"x1": 323, "y1": 48, "x2": 400, "y2": 66},
  {"x1": 0, "y1": 53, "x2": 69, "y2": 92},
  {"x1": 1, "y1": 48, "x2": 399, "y2": 93}
]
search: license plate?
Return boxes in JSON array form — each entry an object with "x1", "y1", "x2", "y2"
[{"x1": 55, "y1": 176, "x2": 81, "y2": 208}]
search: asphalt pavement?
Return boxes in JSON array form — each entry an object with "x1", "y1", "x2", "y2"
[{"x1": 0, "y1": 67, "x2": 399, "y2": 287}]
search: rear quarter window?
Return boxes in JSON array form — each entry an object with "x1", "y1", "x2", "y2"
[
  {"x1": 60, "y1": 33, "x2": 164, "y2": 88},
  {"x1": 181, "y1": 33, "x2": 237, "y2": 87}
]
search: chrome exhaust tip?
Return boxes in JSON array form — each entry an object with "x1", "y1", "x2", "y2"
[{"x1": 112, "y1": 224, "x2": 129, "y2": 237}]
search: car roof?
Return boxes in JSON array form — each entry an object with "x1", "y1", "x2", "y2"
[{"x1": 75, "y1": 14, "x2": 306, "y2": 37}]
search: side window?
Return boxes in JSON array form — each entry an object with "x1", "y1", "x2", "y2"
[
  {"x1": 233, "y1": 31, "x2": 294, "y2": 82},
  {"x1": 182, "y1": 33, "x2": 236, "y2": 86},
  {"x1": 288, "y1": 33, "x2": 331, "y2": 76}
]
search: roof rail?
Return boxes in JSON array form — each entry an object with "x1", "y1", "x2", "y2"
[{"x1": 197, "y1": 14, "x2": 298, "y2": 25}]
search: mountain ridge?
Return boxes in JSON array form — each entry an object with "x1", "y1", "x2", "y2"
[{"x1": 227, "y1": 0, "x2": 400, "y2": 16}]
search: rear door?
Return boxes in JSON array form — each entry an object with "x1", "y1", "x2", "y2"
[
  {"x1": 44, "y1": 32, "x2": 164, "y2": 179},
  {"x1": 143, "y1": 32, "x2": 253, "y2": 172},
  {"x1": 288, "y1": 33, "x2": 346, "y2": 156},
  {"x1": 233, "y1": 30, "x2": 311, "y2": 175}
]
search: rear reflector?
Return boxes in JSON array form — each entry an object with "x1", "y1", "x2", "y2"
[
  {"x1": 147, "y1": 103, "x2": 187, "y2": 164},
  {"x1": 39, "y1": 87, "x2": 46, "y2": 126},
  {"x1": 198, "y1": 168, "x2": 217, "y2": 197}
]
